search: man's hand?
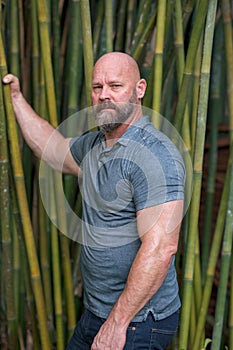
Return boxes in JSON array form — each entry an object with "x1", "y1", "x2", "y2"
[
  {"x1": 3, "y1": 74, "x2": 21, "y2": 99},
  {"x1": 91, "y1": 316, "x2": 127, "y2": 350}
]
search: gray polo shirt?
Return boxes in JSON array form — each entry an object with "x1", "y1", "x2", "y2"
[{"x1": 70, "y1": 116, "x2": 185, "y2": 321}]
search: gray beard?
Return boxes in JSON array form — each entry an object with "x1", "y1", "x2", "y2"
[
  {"x1": 94, "y1": 91, "x2": 138, "y2": 133},
  {"x1": 95, "y1": 106, "x2": 133, "y2": 133}
]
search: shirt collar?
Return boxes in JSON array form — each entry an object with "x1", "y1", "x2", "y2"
[{"x1": 98, "y1": 116, "x2": 150, "y2": 147}]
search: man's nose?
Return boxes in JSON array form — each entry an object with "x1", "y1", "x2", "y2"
[{"x1": 99, "y1": 86, "x2": 111, "y2": 101}]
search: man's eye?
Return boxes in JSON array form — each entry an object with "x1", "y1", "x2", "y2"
[
  {"x1": 111, "y1": 84, "x2": 121, "y2": 89},
  {"x1": 93, "y1": 86, "x2": 102, "y2": 91}
]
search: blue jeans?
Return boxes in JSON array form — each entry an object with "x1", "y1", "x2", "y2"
[{"x1": 66, "y1": 309, "x2": 179, "y2": 350}]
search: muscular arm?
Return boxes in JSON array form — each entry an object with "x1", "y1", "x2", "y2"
[
  {"x1": 3, "y1": 74, "x2": 79, "y2": 175},
  {"x1": 92, "y1": 199, "x2": 183, "y2": 350}
]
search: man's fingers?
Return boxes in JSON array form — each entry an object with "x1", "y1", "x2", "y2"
[{"x1": 2, "y1": 73, "x2": 17, "y2": 84}]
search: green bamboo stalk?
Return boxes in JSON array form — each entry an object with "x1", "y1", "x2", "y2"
[
  {"x1": 211, "y1": 147, "x2": 233, "y2": 349},
  {"x1": 125, "y1": 0, "x2": 136, "y2": 53},
  {"x1": 80, "y1": 0, "x2": 93, "y2": 107},
  {"x1": 50, "y1": 174, "x2": 65, "y2": 350},
  {"x1": 201, "y1": 21, "x2": 224, "y2": 281},
  {"x1": 173, "y1": 0, "x2": 184, "y2": 87},
  {"x1": 211, "y1": 1, "x2": 233, "y2": 347},
  {"x1": 115, "y1": 0, "x2": 127, "y2": 51},
  {"x1": 105, "y1": 0, "x2": 113, "y2": 52},
  {"x1": 93, "y1": 0, "x2": 104, "y2": 59},
  {"x1": 0, "y1": 60, "x2": 17, "y2": 350},
  {"x1": 178, "y1": 1, "x2": 217, "y2": 348},
  {"x1": 36, "y1": 0, "x2": 77, "y2": 339},
  {"x1": 173, "y1": 0, "x2": 192, "y2": 152},
  {"x1": 190, "y1": 38, "x2": 203, "y2": 157},
  {"x1": 190, "y1": 236, "x2": 202, "y2": 343},
  {"x1": 173, "y1": 0, "x2": 209, "y2": 133},
  {"x1": 0, "y1": 33, "x2": 51, "y2": 348},
  {"x1": 132, "y1": 10, "x2": 156, "y2": 63},
  {"x1": 22, "y1": 240, "x2": 40, "y2": 350},
  {"x1": 192, "y1": 149, "x2": 231, "y2": 350},
  {"x1": 130, "y1": 0, "x2": 153, "y2": 54},
  {"x1": 31, "y1": 0, "x2": 40, "y2": 113},
  {"x1": 64, "y1": 0, "x2": 83, "y2": 205},
  {"x1": 37, "y1": 69, "x2": 54, "y2": 334},
  {"x1": 53, "y1": 174, "x2": 77, "y2": 338},
  {"x1": 9, "y1": 0, "x2": 20, "y2": 76},
  {"x1": 230, "y1": 252, "x2": 233, "y2": 349},
  {"x1": 221, "y1": 0, "x2": 233, "y2": 141},
  {"x1": 12, "y1": 215, "x2": 20, "y2": 322},
  {"x1": 38, "y1": 186, "x2": 54, "y2": 334},
  {"x1": 11, "y1": 185, "x2": 26, "y2": 340},
  {"x1": 152, "y1": 0, "x2": 166, "y2": 120},
  {"x1": 51, "y1": 0, "x2": 60, "y2": 110},
  {"x1": 182, "y1": 0, "x2": 196, "y2": 32},
  {"x1": 36, "y1": 0, "x2": 57, "y2": 127}
]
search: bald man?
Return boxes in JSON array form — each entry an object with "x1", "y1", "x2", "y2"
[{"x1": 3, "y1": 52, "x2": 185, "y2": 350}]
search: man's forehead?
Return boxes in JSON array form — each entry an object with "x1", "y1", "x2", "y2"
[{"x1": 92, "y1": 65, "x2": 132, "y2": 81}]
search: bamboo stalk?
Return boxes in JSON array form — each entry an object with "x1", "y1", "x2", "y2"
[
  {"x1": 201, "y1": 21, "x2": 224, "y2": 281},
  {"x1": 25, "y1": 0, "x2": 40, "y2": 214},
  {"x1": 80, "y1": 0, "x2": 93, "y2": 107},
  {"x1": 125, "y1": 0, "x2": 136, "y2": 53},
  {"x1": 21, "y1": 239, "x2": 40, "y2": 350},
  {"x1": 0, "y1": 59, "x2": 17, "y2": 350},
  {"x1": 0, "y1": 32, "x2": 51, "y2": 348},
  {"x1": 132, "y1": 10, "x2": 156, "y2": 63},
  {"x1": 51, "y1": 0, "x2": 60, "y2": 109},
  {"x1": 115, "y1": 0, "x2": 127, "y2": 52},
  {"x1": 93, "y1": 0, "x2": 104, "y2": 59},
  {"x1": 152, "y1": 0, "x2": 166, "y2": 119},
  {"x1": 173, "y1": 0, "x2": 184, "y2": 87},
  {"x1": 50, "y1": 174, "x2": 65, "y2": 350},
  {"x1": 36, "y1": 0, "x2": 77, "y2": 338},
  {"x1": 63, "y1": 0, "x2": 83, "y2": 205},
  {"x1": 173, "y1": 0, "x2": 209, "y2": 133},
  {"x1": 9, "y1": 0, "x2": 20, "y2": 76},
  {"x1": 36, "y1": 0, "x2": 57, "y2": 127},
  {"x1": 211, "y1": 148, "x2": 233, "y2": 349},
  {"x1": 38, "y1": 181, "x2": 54, "y2": 336},
  {"x1": 192, "y1": 148, "x2": 231, "y2": 350},
  {"x1": 178, "y1": 1, "x2": 217, "y2": 348},
  {"x1": 230, "y1": 252, "x2": 233, "y2": 349},
  {"x1": 130, "y1": 0, "x2": 153, "y2": 54},
  {"x1": 173, "y1": 0, "x2": 192, "y2": 153},
  {"x1": 105, "y1": 0, "x2": 113, "y2": 52},
  {"x1": 220, "y1": 0, "x2": 233, "y2": 141}
]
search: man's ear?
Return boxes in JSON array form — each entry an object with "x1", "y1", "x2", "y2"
[{"x1": 136, "y1": 79, "x2": 147, "y2": 99}]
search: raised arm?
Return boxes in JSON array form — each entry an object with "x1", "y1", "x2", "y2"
[
  {"x1": 3, "y1": 74, "x2": 79, "y2": 175},
  {"x1": 91, "y1": 199, "x2": 184, "y2": 350}
]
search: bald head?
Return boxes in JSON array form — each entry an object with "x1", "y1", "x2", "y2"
[{"x1": 93, "y1": 52, "x2": 141, "y2": 84}]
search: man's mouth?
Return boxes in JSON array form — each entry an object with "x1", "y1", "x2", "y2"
[{"x1": 95, "y1": 103, "x2": 117, "y2": 114}]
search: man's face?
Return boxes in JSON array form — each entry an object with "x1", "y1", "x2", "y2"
[{"x1": 91, "y1": 57, "x2": 140, "y2": 132}]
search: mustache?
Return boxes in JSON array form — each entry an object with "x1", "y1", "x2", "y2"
[{"x1": 94, "y1": 102, "x2": 118, "y2": 114}]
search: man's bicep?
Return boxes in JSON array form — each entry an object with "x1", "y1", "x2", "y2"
[{"x1": 136, "y1": 200, "x2": 184, "y2": 243}]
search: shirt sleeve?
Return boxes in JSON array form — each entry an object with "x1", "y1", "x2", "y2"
[{"x1": 129, "y1": 140, "x2": 186, "y2": 212}]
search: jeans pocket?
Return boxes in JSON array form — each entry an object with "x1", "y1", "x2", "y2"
[{"x1": 149, "y1": 312, "x2": 179, "y2": 349}]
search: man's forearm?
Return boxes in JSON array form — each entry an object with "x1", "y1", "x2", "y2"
[
  {"x1": 106, "y1": 200, "x2": 183, "y2": 328},
  {"x1": 108, "y1": 243, "x2": 173, "y2": 327}
]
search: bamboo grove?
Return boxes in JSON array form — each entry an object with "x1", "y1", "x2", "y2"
[{"x1": 0, "y1": 0, "x2": 232, "y2": 349}]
